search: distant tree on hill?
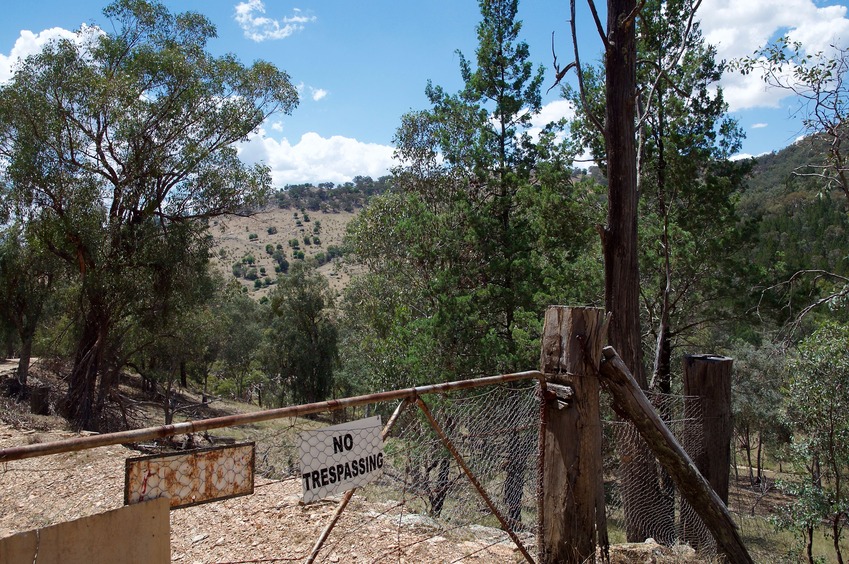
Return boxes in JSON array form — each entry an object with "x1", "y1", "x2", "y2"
[{"x1": 263, "y1": 262, "x2": 337, "y2": 405}]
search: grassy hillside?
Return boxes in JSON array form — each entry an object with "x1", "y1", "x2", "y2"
[{"x1": 209, "y1": 207, "x2": 359, "y2": 299}]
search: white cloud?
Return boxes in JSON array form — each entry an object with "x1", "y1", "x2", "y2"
[
  {"x1": 0, "y1": 27, "x2": 81, "y2": 83},
  {"x1": 527, "y1": 99, "x2": 576, "y2": 140},
  {"x1": 751, "y1": 122, "x2": 768, "y2": 129},
  {"x1": 238, "y1": 130, "x2": 395, "y2": 185},
  {"x1": 234, "y1": 1, "x2": 316, "y2": 42},
  {"x1": 698, "y1": 0, "x2": 849, "y2": 110},
  {"x1": 310, "y1": 88, "x2": 328, "y2": 102}
]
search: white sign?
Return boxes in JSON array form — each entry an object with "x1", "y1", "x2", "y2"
[{"x1": 298, "y1": 416, "x2": 384, "y2": 503}]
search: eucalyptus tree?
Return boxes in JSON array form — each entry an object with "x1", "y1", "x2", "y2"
[
  {"x1": 264, "y1": 262, "x2": 338, "y2": 406},
  {"x1": 0, "y1": 222, "x2": 63, "y2": 388},
  {"x1": 564, "y1": 0, "x2": 747, "y2": 543},
  {"x1": 0, "y1": 0, "x2": 298, "y2": 429},
  {"x1": 781, "y1": 322, "x2": 849, "y2": 563},
  {"x1": 568, "y1": 0, "x2": 746, "y2": 392}
]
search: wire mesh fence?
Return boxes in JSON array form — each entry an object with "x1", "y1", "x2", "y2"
[
  {"x1": 3, "y1": 375, "x2": 784, "y2": 563},
  {"x1": 314, "y1": 384, "x2": 540, "y2": 562},
  {"x1": 602, "y1": 392, "x2": 717, "y2": 557}
]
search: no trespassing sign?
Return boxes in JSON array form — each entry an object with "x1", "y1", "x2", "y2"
[{"x1": 298, "y1": 416, "x2": 384, "y2": 503}]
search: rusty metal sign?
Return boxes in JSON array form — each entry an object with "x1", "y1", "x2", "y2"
[{"x1": 124, "y1": 442, "x2": 255, "y2": 509}]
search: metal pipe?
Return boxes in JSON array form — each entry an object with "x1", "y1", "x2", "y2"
[{"x1": 0, "y1": 371, "x2": 542, "y2": 462}]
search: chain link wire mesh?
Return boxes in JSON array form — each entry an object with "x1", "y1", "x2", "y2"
[
  {"x1": 602, "y1": 391, "x2": 717, "y2": 556},
  {"x1": 315, "y1": 383, "x2": 540, "y2": 562},
  {"x1": 5, "y1": 379, "x2": 788, "y2": 562}
]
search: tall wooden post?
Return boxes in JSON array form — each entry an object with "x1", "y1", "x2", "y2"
[
  {"x1": 683, "y1": 354, "x2": 733, "y2": 502},
  {"x1": 681, "y1": 354, "x2": 733, "y2": 551},
  {"x1": 538, "y1": 306, "x2": 608, "y2": 563}
]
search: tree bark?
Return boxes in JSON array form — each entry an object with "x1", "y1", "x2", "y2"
[
  {"x1": 65, "y1": 314, "x2": 108, "y2": 431},
  {"x1": 16, "y1": 330, "x2": 33, "y2": 390},
  {"x1": 603, "y1": 0, "x2": 665, "y2": 543}
]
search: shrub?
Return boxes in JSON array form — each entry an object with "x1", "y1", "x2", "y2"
[
  {"x1": 303, "y1": 236, "x2": 311, "y2": 246},
  {"x1": 243, "y1": 254, "x2": 255, "y2": 265},
  {"x1": 265, "y1": 244, "x2": 274, "y2": 255},
  {"x1": 245, "y1": 267, "x2": 258, "y2": 280},
  {"x1": 254, "y1": 278, "x2": 262, "y2": 289},
  {"x1": 248, "y1": 233, "x2": 258, "y2": 241},
  {"x1": 312, "y1": 236, "x2": 321, "y2": 245},
  {"x1": 267, "y1": 226, "x2": 278, "y2": 235}
]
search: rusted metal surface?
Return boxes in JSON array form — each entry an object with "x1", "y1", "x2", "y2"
[
  {"x1": 0, "y1": 370, "x2": 543, "y2": 463},
  {"x1": 124, "y1": 443, "x2": 255, "y2": 509},
  {"x1": 415, "y1": 397, "x2": 535, "y2": 564}
]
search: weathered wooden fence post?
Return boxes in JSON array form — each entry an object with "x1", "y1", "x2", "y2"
[
  {"x1": 680, "y1": 354, "x2": 734, "y2": 550},
  {"x1": 538, "y1": 306, "x2": 608, "y2": 563},
  {"x1": 684, "y1": 354, "x2": 733, "y2": 502}
]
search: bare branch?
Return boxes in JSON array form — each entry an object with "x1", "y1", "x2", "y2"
[{"x1": 571, "y1": 0, "x2": 606, "y2": 136}]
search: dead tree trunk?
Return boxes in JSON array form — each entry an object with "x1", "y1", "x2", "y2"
[{"x1": 538, "y1": 306, "x2": 608, "y2": 563}]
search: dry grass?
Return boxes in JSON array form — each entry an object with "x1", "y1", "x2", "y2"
[{"x1": 209, "y1": 207, "x2": 360, "y2": 299}]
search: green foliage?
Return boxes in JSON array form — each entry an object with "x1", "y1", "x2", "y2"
[
  {"x1": 262, "y1": 262, "x2": 337, "y2": 405},
  {"x1": 267, "y1": 226, "x2": 278, "y2": 235},
  {"x1": 249, "y1": 233, "x2": 259, "y2": 241},
  {"x1": 274, "y1": 176, "x2": 393, "y2": 211},
  {"x1": 0, "y1": 223, "x2": 64, "y2": 385},
  {"x1": 342, "y1": 0, "x2": 599, "y2": 389},
  {"x1": 265, "y1": 244, "x2": 274, "y2": 255},
  {"x1": 777, "y1": 322, "x2": 849, "y2": 563},
  {"x1": 729, "y1": 340, "x2": 791, "y2": 483},
  {"x1": 0, "y1": 0, "x2": 299, "y2": 427},
  {"x1": 567, "y1": 0, "x2": 751, "y2": 388}
]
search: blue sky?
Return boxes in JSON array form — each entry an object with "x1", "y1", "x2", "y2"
[{"x1": 2, "y1": 0, "x2": 849, "y2": 185}]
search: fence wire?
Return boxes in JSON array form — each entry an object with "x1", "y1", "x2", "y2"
[
  {"x1": 602, "y1": 392, "x2": 717, "y2": 557},
  {"x1": 313, "y1": 384, "x2": 540, "y2": 562},
  {"x1": 5, "y1": 380, "x2": 779, "y2": 563}
]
